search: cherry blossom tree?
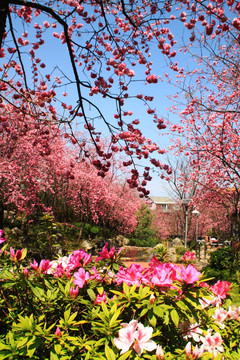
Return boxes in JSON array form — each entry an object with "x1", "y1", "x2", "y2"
[
  {"x1": 0, "y1": 100, "x2": 141, "y2": 240},
  {"x1": 168, "y1": 32, "x2": 240, "y2": 241},
  {"x1": 1, "y1": 0, "x2": 239, "y2": 194}
]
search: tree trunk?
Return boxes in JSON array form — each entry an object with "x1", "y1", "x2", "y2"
[
  {"x1": 0, "y1": 0, "x2": 9, "y2": 49},
  {"x1": 0, "y1": 200, "x2": 4, "y2": 230}
]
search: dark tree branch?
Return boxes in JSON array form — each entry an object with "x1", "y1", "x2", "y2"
[{"x1": 0, "y1": 0, "x2": 9, "y2": 49}]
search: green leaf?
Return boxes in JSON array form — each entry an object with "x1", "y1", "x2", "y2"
[
  {"x1": 105, "y1": 343, "x2": 116, "y2": 360},
  {"x1": 87, "y1": 288, "x2": 96, "y2": 301},
  {"x1": 170, "y1": 309, "x2": 179, "y2": 327},
  {"x1": 148, "y1": 311, "x2": 157, "y2": 327},
  {"x1": 64, "y1": 305, "x2": 71, "y2": 323},
  {"x1": 122, "y1": 282, "x2": 130, "y2": 297},
  {"x1": 50, "y1": 350, "x2": 59, "y2": 360},
  {"x1": 21, "y1": 248, "x2": 27, "y2": 260},
  {"x1": 140, "y1": 307, "x2": 149, "y2": 317},
  {"x1": 101, "y1": 301, "x2": 109, "y2": 318},
  {"x1": 54, "y1": 344, "x2": 62, "y2": 355},
  {"x1": 30, "y1": 284, "x2": 45, "y2": 300},
  {"x1": 118, "y1": 350, "x2": 132, "y2": 360},
  {"x1": 153, "y1": 306, "x2": 164, "y2": 318}
]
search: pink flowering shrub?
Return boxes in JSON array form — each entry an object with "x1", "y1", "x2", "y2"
[
  {"x1": 182, "y1": 250, "x2": 197, "y2": 263},
  {"x1": 0, "y1": 237, "x2": 240, "y2": 359}
]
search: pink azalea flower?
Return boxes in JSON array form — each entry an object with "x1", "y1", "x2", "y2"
[
  {"x1": 73, "y1": 267, "x2": 90, "y2": 288},
  {"x1": 182, "y1": 250, "x2": 197, "y2": 262},
  {"x1": 228, "y1": 306, "x2": 240, "y2": 320},
  {"x1": 10, "y1": 247, "x2": 24, "y2": 262},
  {"x1": 96, "y1": 243, "x2": 122, "y2": 261},
  {"x1": 200, "y1": 329, "x2": 224, "y2": 358},
  {"x1": 30, "y1": 259, "x2": 51, "y2": 274},
  {"x1": 70, "y1": 250, "x2": 92, "y2": 269},
  {"x1": 116, "y1": 264, "x2": 144, "y2": 286},
  {"x1": 210, "y1": 280, "x2": 231, "y2": 299},
  {"x1": 133, "y1": 323, "x2": 157, "y2": 356},
  {"x1": 151, "y1": 263, "x2": 177, "y2": 287},
  {"x1": 69, "y1": 286, "x2": 79, "y2": 298},
  {"x1": 114, "y1": 320, "x2": 157, "y2": 356},
  {"x1": 185, "y1": 342, "x2": 204, "y2": 359},
  {"x1": 95, "y1": 291, "x2": 107, "y2": 304},
  {"x1": 181, "y1": 322, "x2": 202, "y2": 342},
  {"x1": 23, "y1": 267, "x2": 29, "y2": 278},
  {"x1": 180, "y1": 264, "x2": 201, "y2": 284},
  {"x1": 55, "y1": 327, "x2": 61, "y2": 338},
  {"x1": 96, "y1": 242, "x2": 114, "y2": 261},
  {"x1": 156, "y1": 345, "x2": 165, "y2": 360},
  {"x1": 30, "y1": 259, "x2": 39, "y2": 271},
  {"x1": 212, "y1": 308, "x2": 228, "y2": 328},
  {"x1": 114, "y1": 320, "x2": 138, "y2": 354},
  {"x1": 0, "y1": 229, "x2": 7, "y2": 244}
]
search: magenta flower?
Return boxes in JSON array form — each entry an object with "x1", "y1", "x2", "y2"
[
  {"x1": 69, "y1": 250, "x2": 92, "y2": 269},
  {"x1": 29, "y1": 259, "x2": 51, "y2": 274},
  {"x1": 95, "y1": 291, "x2": 107, "y2": 304},
  {"x1": 180, "y1": 264, "x2": 201, "y2": 284},
  {"x1": 182, "y1": 250, "x2": 197, "y2": 262},
  {"x1": 96, "y1": 242, "x2": 114, "y2": 261},
  {"x1": 116, "y1": 264, "x2": 144, "y2": 286},
  {"x1": 73, "y1": 267, "x2": 90, "y2": 288},
  {"x1": 210, "y1": 280, "x2": 231, "y2": 299},
  {"x1": 69, "y1": 286, "x2": 79, "y2": 298},
  {"x1": 151, "y1": 263, "x2": 177, "y2": 287},
  {"x1": 0, "y1": 229, "x2": 7, "y2": 244},
  {"x1": 96, "y1": 243, "x2": 122, "y2": 261},
  {"x1": 10, "y1": 247, "x2": 24, "y2": 262},
  {"x1": 55, "y1": 327, "x2": 61, "y2": 338}
]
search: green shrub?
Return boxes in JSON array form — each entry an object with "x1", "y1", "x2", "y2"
[
  {"x1": 1, "y1": 239, "x2": 240, "y2": 359},
  {"x1": 129, "y1": 205, "x2": 158, "y2": 247},
  {"x1": 175, "y1": 246, "x2": 186, "y2": 256},
  {"x1": 209, "y1": 247, "x2": 236, "y2": 272}
]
